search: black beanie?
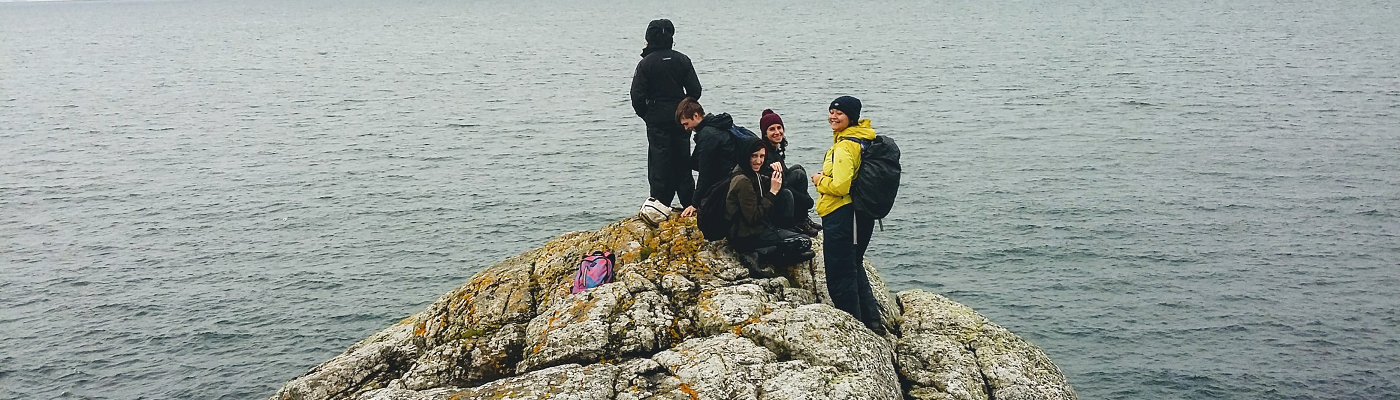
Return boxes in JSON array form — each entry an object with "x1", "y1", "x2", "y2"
[
  {"x1": 829, "y1": 96, "x2": 862, "y2": 124},
  {"x1": 645, "y1": 19, "x2": 675, "y2": 48}
]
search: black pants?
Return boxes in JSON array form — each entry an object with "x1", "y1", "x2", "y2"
[
  {"x1": 783, "y1": 164, "x2": 815, "y2": 224},
  {"x1": 646, "y1": 121, "x2": 694, "y2": 208},
  {"x1": 766, "y1": 188, "x2": 796, "y2": 230},
  {"x1": 821, "y1": 204, "x2": 881, "y2": 328},
  {"x1": 761, "y1": 164, "x2": 813, "y2": 230}
]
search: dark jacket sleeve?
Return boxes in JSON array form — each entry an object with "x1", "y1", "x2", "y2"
[
  {"x1": 759, "y1": 145, "x2": 785, "y2": 178},
  {"x1": 691, "y1": 130, "x2": 714, "y2": 205},
  {"x1": 680, "y1": 55, "x2": 701, "y2": 101},
  {"x1": 690, "y1": 131, "x2": 707, "y2": 173},
  {"x1": 630, "y1": 61, "x2": 649, "y2": 118},
  {"x1": 691, "y1": 129, "x2": 733, "y2": 207}
]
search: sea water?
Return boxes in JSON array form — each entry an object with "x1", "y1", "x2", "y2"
[{"x1": 1, "y1": 0, "x2": 1397, "y2": 398}]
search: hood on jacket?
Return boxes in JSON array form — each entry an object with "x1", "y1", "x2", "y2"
[
  {"x1": 732, "y1": 135, "x2": 765, "y2": 170},
  {"x1": 641, "y1": 19, "x2": 674, "y2": 56},
  {"x1": 696, "y1": 112, "x2": 734, "y2": 132},
  {"x1": 833, "y1": 119, "x2": 877, "y2": 142}
]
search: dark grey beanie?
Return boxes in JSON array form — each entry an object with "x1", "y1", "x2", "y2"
[
  {"x1": 645, "y1": 19, "x2": 675, "y2": 47},
  {"x1": 829, "y1": 95, "x2": 862, "y2": 124}
]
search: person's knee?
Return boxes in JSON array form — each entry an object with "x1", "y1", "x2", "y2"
[{"x1": 786, "y1": 164, "x2": 806, "y2": 177}]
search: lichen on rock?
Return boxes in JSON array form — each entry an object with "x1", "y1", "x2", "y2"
[{"x1": 268, "y1": 217, "x2": 1077, "y2": 400}]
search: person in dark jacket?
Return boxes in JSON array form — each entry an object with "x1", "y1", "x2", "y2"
[
  {"x1": 726, "y1": 136, "x2": 813, "y2": 269},
  {"x1": 675, "y1": 98, "x2": 737, "y2": 218},
  {"x1": 630, "y1": 19, "x2": 702, "y2": 210},
  {"x1": 756, "y1": 109, "x2": 822, "y2": 236}
]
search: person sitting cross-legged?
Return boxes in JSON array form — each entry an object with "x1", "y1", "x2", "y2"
[{"x1": 726, "y1": 135, "x2": 815, "y2": 275}]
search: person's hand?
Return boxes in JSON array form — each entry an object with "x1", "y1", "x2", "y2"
[
  {"x1": 680, "y1": 206, "x2": 697, "y2": 218},
  {"x1": 810, "y1": 173, "x2": 823, "y2": 186},
  {"x1": 770, "y1": 170, "x2": 783, "y2": 195},
  {"x1": 769, "y1": 162, "x2": 783, "y2": 175}
]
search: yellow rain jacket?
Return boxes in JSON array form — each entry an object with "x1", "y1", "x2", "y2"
[{"x1": 814, "y1": 119, "x2": 876, "y2": 216}]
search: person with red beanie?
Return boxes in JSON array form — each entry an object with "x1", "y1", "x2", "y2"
[{"x1": 757, "y1": 109, "x2": 821, "y2": 236}]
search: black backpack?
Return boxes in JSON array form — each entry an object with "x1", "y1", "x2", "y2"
[
  {"x1": 844, "y1": 135, "x2": 901, "y2": 222},
  {"x1": 695, "y1": 172, "x2": 740, "y2": 241}
]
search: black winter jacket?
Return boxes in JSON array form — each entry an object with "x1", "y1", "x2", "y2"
[
  {"x1": 759, "y1": 139, "x2": 788, "y2": 179},
  {"x1": 630, "y1": 46, "x2": 702, "y2": 125},
  {"x1": 691, "y1": 113, "x2": 736, "y2": 207}
]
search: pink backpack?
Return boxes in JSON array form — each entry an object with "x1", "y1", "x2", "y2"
[{"x1": 571, "y1": 251, "x2": 616, "y2": 294}]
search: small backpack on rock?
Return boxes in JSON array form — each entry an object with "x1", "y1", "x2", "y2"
[
  {"x1": 638, "y1": 197, "x2": 671, "y2": 226},
  {"x1": 571, "y1": 251, "x2": 616, "y2": 294}
]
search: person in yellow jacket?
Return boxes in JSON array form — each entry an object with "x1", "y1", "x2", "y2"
[{"x1": 809, "y1": 95, "x2": 885, "y2": 334}]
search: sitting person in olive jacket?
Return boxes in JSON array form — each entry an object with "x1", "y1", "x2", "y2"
[{"x1": 726, "y1": 136, "x2": 814, "y2": 268}]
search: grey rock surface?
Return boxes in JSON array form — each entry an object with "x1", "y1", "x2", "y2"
[
  {"x1": 269, "y1": 217, "x2": 1077, "y2": 400},
  {"x1": 897, "y1": 290, "x2": 1077, "y2": 400}
]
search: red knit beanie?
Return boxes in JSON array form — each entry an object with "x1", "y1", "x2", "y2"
[{"x1": 759, "y1": 109, "x2": 784, "y2": 133}]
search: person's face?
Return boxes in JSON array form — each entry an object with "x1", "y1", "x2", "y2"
[
  {"x1": 680, "y1": 113, "x2": 702, "y2": 131},
  {"x1": 828, "y1": 109, "x2": 850, "y2": 131},
  {"x1": 765, "y1": 124, "x2": 785, "y2": 145},
  {"x1": 750, "y1": 147, "x2": 766, "y2": 172}
]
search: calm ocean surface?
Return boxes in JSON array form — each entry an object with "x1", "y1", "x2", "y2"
[{"x1": 2, "y1": 0, "x2": 1397, "y2": 398}]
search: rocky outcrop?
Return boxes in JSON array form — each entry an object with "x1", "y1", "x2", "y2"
[{"x1": 268, "y1": 217, "x2": 1076, "y2": 400}]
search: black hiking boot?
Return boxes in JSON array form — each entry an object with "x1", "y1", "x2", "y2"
[
  {"x1": 866, "y1": 321, "x2": 889, "y2": 336},
  {"x1": 796, "y1": 216, "x2": 823, "y2": 237}
]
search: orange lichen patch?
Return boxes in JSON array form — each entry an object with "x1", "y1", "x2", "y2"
[
  {"x1": 641, "y1": 219, "x2": 707, "y2": 269},
  {"x1": 568, "y1": 297, "x2": 602, "y2": 321},
  {"x1": 667, "y1": 325, "x2": 686, "y2": 341},
  {"x1": 677, "y1": 381, "x2": 701, "y2": 400},
  {"x1": 732, "y1": 316, "x2": 766, "y2": 336}
]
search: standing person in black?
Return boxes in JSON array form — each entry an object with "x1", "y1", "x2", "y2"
[
  {"x1": 630, "y1": 19, "x2": 702, "y2": 210},
  {"x1": 674, "y1": 98, "x2": 736, "y2": 218}
]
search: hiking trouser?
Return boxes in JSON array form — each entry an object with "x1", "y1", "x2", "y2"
[
  {"x1": 821, "y1": 204, "x2": 881, "y2": 328},
  {"x1": 645, "y1": 121, "x2": 694, "y2": 208},
  {"x1": 767, "y1": 188, "x2": 796, "y2": 230},
  {"x1": 782, "y1": 164, "x2": 814, "y2": 224}
]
